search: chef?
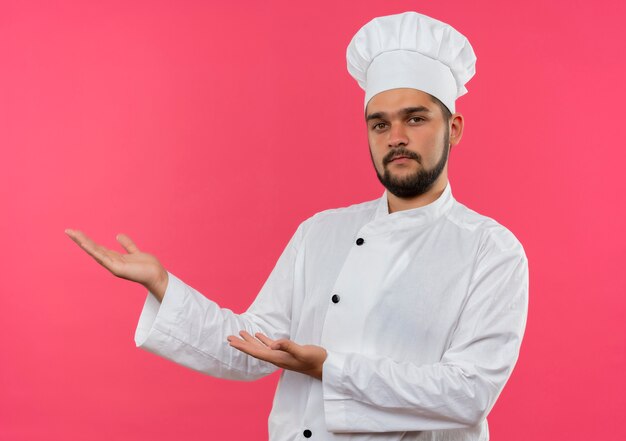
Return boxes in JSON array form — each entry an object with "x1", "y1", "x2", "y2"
[{"x1": 66, "y1": 11, "x2": 528, "y2": 441}]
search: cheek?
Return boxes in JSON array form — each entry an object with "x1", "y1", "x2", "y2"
[
  {"x1": 368, "y1": 140, "x2": 385, "y2": 167},
  {"x1": 418, "y1": 132, "x2": 445, "y2": 163},
  {"x1": 368, "y1": 134, "x2": 385, "y2": 154}
]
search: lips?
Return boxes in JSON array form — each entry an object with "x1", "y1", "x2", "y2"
[
  {"x1": 383, "y1": 149, "x2": 421, "y2": 166},
  {"x1": 389, "y1": 155, "x2": 411, "y2": 162}
]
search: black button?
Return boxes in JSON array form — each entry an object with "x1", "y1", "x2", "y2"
[
  {"x1": 331, "y1": 294, "x2": 340, "y2": 304},
  {"x1": 303, "y1": 429, "x2": 312, "y2": 438},
  {"x1": 356, "y1": 237, "x2": 364, "y2": 246}
]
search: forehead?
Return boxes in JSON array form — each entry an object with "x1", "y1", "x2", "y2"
[{"x1": 366, "y1": 88, "x2": 436, "y2": 117}]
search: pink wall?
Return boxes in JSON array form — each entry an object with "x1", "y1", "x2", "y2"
[{"x1": 1, "y1": 0, "x2": 625, "y2": 439}]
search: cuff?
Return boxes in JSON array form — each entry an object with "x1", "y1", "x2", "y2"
[
  {"x1": 322, "y1": 351, "x2": 350, "y2": 399},
  {"x1": 322, "y1": 351, "x2": 351, "y2": 431},
  {"x1": 134, "y1": 271, "x2": 186, "y2": 347}
]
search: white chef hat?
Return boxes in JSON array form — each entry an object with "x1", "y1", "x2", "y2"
[{"x1": 347, "y1": 11, "x2": 477, "y2": 113}]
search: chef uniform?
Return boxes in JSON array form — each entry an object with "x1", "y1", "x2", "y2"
[{"x1": 135, "y1": 12, "x2": 528, "y2": 441}]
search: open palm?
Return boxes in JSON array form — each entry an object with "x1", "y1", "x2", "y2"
[{"x1": 65, "y1": 229, "x2": 168, "y2": 300}]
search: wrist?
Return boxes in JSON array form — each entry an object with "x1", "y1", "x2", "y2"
[
  {"x1": 314, "y1": 348, "x2": 328, "y2": 380},
  {"x1": 147, "y1": 269, "x2": 168, "y2": 302}
]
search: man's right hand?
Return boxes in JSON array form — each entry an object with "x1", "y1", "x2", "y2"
[{"x1": 65, "y1": 229, "x2": 169, "y2": 302}]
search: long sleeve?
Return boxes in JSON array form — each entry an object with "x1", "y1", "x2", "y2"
[
  {"x1": 134, "y1": 223, "x2": 305, "y2": 381},
  {"x1": 321, "y1": 231, "x2": 529, "y2": 432}
]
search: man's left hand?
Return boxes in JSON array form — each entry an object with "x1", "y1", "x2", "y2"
[{"x1": 227, "y1": 331, "x2": 327, "y2": 380}]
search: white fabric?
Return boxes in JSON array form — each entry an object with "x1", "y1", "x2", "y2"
[
  {"x1": 347, "y1": 11, "x2": 477, "y2": 112},
  {"x1": 135, "y1": 181, "x2": 528, "y2": 440}
]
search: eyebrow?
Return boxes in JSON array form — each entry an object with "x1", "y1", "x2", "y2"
[{"x1": 366, "y1": 106, "x2": 432, "y2": 122}]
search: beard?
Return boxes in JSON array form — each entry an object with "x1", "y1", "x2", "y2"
[{"x1": 370, "y1": 126, "x2": 450, "y2": 199}]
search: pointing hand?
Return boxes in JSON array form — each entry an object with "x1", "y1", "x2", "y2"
[
  {"x1": 227, "y1": 331, "x2": 327, "y2": 380},
  {"x1": 65, "y1": 229, "x2": 169, "y2": 301}
]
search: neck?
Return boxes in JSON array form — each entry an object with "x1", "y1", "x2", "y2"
[{"x1": 386, "y1": 176, "x2": 448, "y2": 214}]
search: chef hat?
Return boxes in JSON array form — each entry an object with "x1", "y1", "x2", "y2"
[{"x1": 347, "y1": 11, "x2": 477, "y2": 113}]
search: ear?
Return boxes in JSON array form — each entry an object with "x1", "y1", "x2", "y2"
[{"x1": 449, "y1": 113, "x2": 464, "y2": 147}]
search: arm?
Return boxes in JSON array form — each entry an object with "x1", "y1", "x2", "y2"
[
  {"x1": 229, "y1": 232, "x2": 529, "y2": 431},
  {"x1": 65, "y1": 226, "x2": 303, "y2": 381},
  {"x1": 321, "y1": 237, "x2": 529, "y2": 432},
  {"x1": 134, "y1": 225, "x2": 304, "y2": 381},
  {"x1": 134, "y1": 272, "x2": 281, "y2": 380}
]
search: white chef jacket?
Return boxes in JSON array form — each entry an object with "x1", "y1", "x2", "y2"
[{"x1": 135, "y1": 181, "x2": 528, "y2": 440}]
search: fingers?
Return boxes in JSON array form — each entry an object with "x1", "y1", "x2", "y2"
[
  {"x1": 227, "y1": 331, "x2": 297, "y2": 356},
  {"x1": 271, "y1": 339, "x2": 291, "y2": 351},
  {"x1": 65, "y1": 229, "x2": 113, "y2": 266},
  {"x1": 227, "y1": 331, "x2": 263, "y2": 353},
  {"x1": 65, "y1": 229, "x2": 103, "y2": 255},
  {"x1": 231, "y1": 332, "x2": 300, "y2": 356},
  {"x1": 239, "y1": 331, "x2": 267, "y2": 348},
  {"x1": 227, "y1": 334, "x2": 265, "y2": 361},
  {"x1": 65, "y1": 229, "x2": 91, "y2": 248},
  {"x1": 226, "y1": 333, "x2": 324, "y2": 378},
  {"x1": 227, "y1": 331, "x2": 282, "y2": 361},
  {"x1": 254, "y1": 333, "x2": 276, "y2": 347},
  {"x1": 116, "y1": 233, "x2": 140, "y2": 254}
]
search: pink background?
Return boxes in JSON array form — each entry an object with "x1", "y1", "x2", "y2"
[{"x1": 1, "y1": 0, "x2": 625, "y2": 439}]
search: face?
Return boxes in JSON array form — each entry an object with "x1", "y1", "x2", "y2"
[{"x1": 366, "y1": 88, "x2": 456, "y2": 199}]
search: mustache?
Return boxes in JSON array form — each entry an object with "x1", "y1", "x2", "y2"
[{"x1": 383, "y1": 148, "x2": 422, "y2": 166}]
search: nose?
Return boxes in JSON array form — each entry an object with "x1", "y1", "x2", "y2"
[{"x1": 387, "y1": 123, "x2": 408, "y2": 148}]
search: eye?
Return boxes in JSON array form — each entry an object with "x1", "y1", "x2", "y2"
[
  {"x1": 408, "y1": 116, "x2": 425, "y2": 124},
  {"x1": 371, "y1": 122, "x2": 387, "y2": 131}
]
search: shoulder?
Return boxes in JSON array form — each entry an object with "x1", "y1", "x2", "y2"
[
  {"x1": 446, "y1": 200, "x2": 526, "y2": 258},
  {"x1": 295, "y1": 197, "x2": 380, "y2": 238}
]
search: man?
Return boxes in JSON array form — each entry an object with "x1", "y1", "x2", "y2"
[{"x1": 66, "y1": 11, "x2": 528, "y2": 440}]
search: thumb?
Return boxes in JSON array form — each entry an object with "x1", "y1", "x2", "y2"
[
  {"x1": 116, "y1": 233, "x2": 140, "y2": 254},
  {"x1": 272, "y1": 339, "x2": 299, "y2": 355}
]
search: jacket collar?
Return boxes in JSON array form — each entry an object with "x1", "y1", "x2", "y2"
[{"x1": 368, "y1": 181, "x2": 455, "y2": 230}]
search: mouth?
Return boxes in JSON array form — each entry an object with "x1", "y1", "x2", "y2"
[
  {"x1": 387, "y1": 155, "x2": 414, "y2": 165},
  {"x1": 390, "y1": 155, "x2": 410, "y2": 161},
  {"x1": 382, "y1": 149, "x2": 421, "y2": 167}
]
